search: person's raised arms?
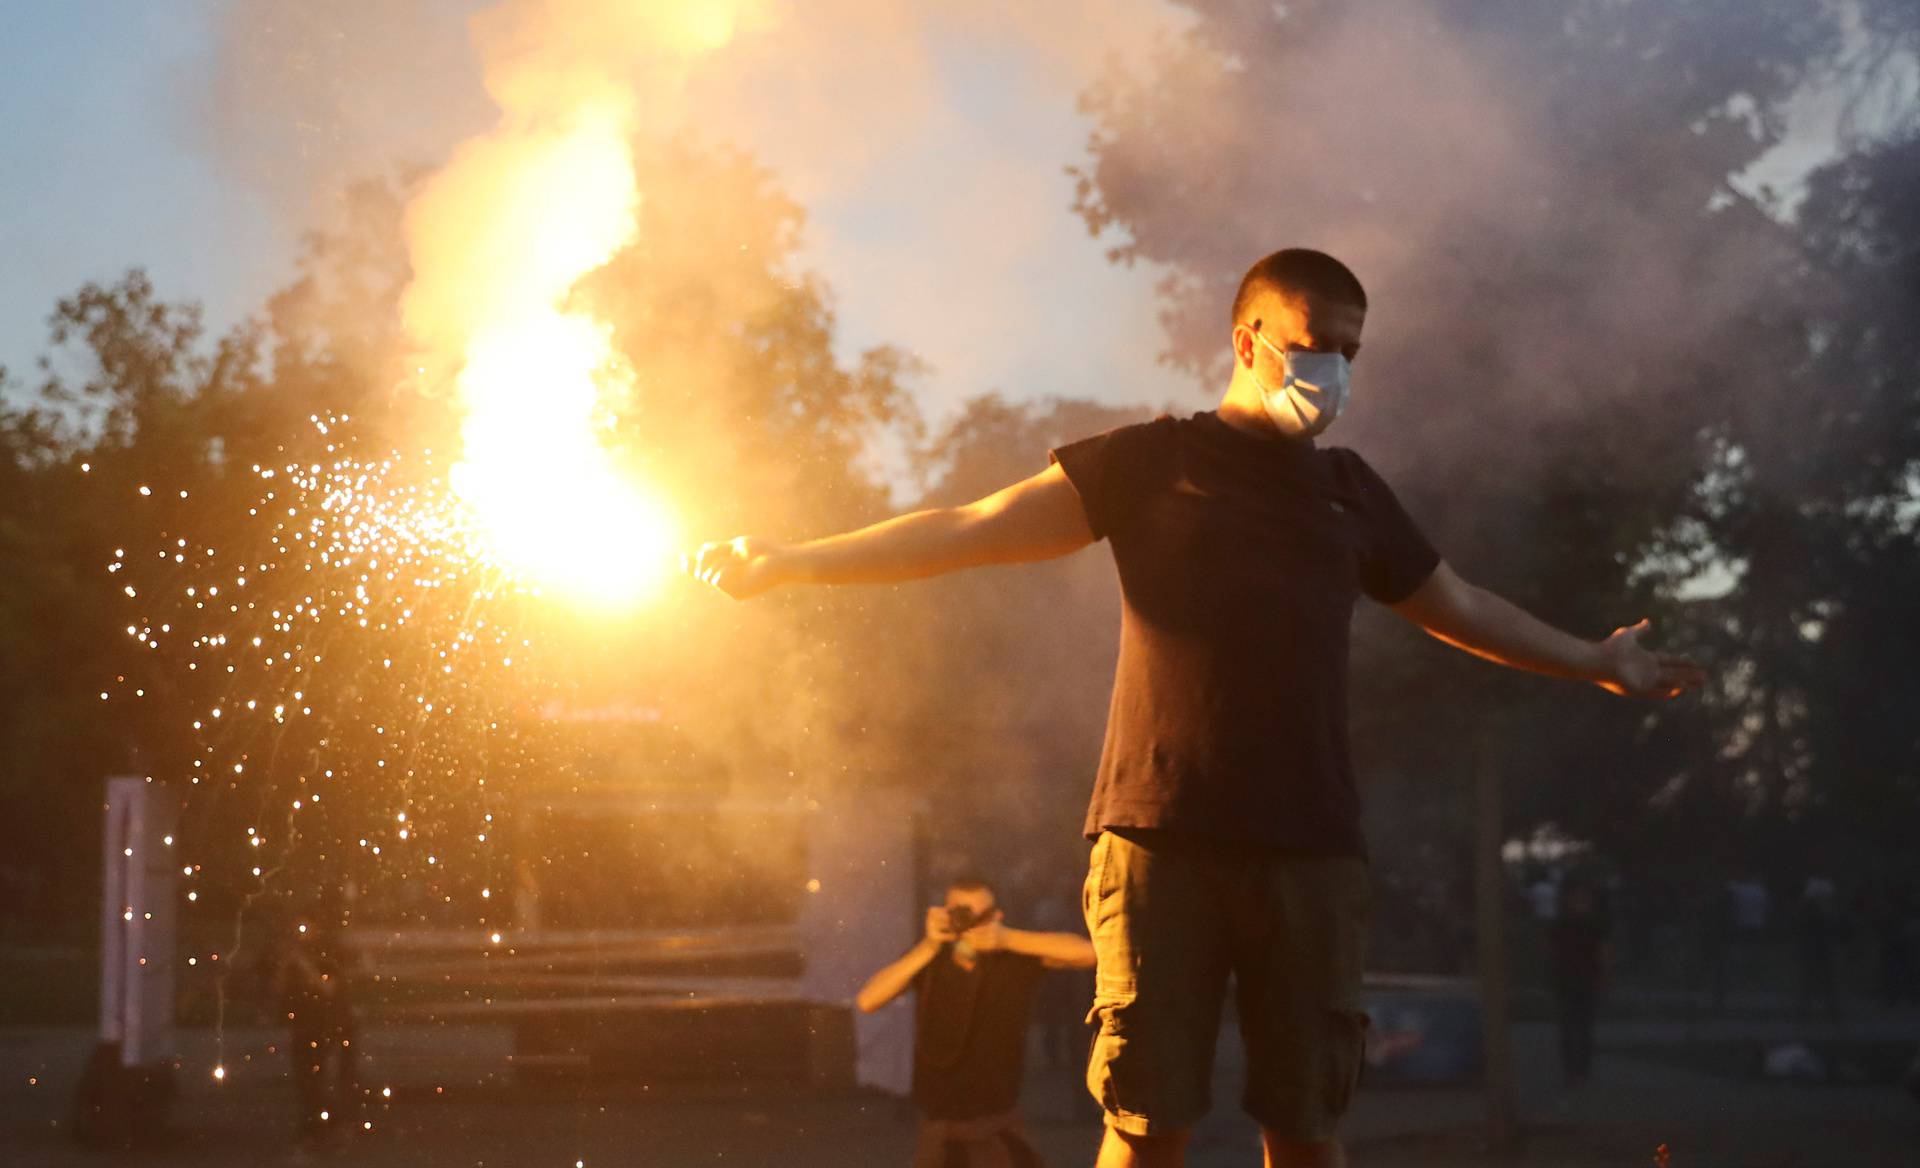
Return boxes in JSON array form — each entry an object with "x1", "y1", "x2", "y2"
[
  {"x1": 963, "y1": 917, "x2": 1097, "y2": 970},
  {"x1": 685, "y1": 463, "x2": 1094, "y2": 600},
  {"x1": 1388, "y1": 561, "x2": 1707, "y2": 699},
  {"x1": 855, "y1": 906, "x2": 957, "y2": 1013}
]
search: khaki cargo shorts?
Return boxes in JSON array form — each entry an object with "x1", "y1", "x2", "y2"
[{"x1": 1082, "y1": 829, "x2": 1370, "y2": 1140}]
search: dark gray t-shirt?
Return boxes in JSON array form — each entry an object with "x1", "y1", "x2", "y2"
[
  {"x1": 1051, "y1": 411, "x2": 1440, "y2": 855},
  {"x1": 912, "y1": 949, "x2": 1046, "y2": 1120}
]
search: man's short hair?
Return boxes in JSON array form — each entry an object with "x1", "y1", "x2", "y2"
[
  {"x1": 946, "y1": 876, "x2": 996, "y2": 901},
  {"x1": 1231, "y1": 248, "x2": 1368, "y2": 327}
]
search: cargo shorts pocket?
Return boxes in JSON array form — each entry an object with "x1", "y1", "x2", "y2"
[
  {"x1": 1086, "y1": 996, "x2": 1167, "y2": 1135},
  {"x1": 1082, "y1": 831, "x2": 1120, "y2": 933},
  {"x1": 1324, "y1": 1008, "x2": 1370, "y2": 1121}
]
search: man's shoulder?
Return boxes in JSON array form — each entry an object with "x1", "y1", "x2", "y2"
[
  {"x1": 1315, "y1": 445, "x2": 1402, "y2": 491},
  {"x1": 1093, "y1": 412, "x2": 1182, "y2": 444},
  {"x1": 1075, "y1": 414, "x2": 1175, "y2": 441},
  {"x1": 1315, "y1": 444, "x2": 1370, "y2": 472},
  {"x1": 1050, "y1": 415, "x2": 1185, "y2": 530}
]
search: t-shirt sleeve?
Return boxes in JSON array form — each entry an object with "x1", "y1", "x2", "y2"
[
  {"x1": 1341, "y1": 451, "x2": 1441, "y2": 604},
  {"x1": 1049, "y1": 418, "x2": 1172, "y2": 541}
]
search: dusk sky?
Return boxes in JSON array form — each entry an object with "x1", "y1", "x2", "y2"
[
  {"x1": 2, "y1": 5, "x2": 283, "y2": 386},
  {"x1": 1, "y1": 1, "x2": 1193, "y2": 421}
]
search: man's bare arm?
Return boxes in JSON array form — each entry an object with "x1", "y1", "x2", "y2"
[
  {"x1": 995, "y1": 926, "x2": 1097, "y2": 970},
  {"x1": 855, "y1": 907, "x2": 957, "y2": 1013},
  {"x1": 855, "y1": 938, "x2": 942, "y2": 1014},
  {"x1": 687, "y1": 464, "x2": 1093, "y2": 599},
  {"x1": 1388, "y1": 562, "x2": 1706, "y2": 699}
]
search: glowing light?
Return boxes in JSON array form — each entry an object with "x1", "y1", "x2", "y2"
[
  {"x1": 101, "y1": 0, "x2": 765, "y2": 1080},
  {"x1": 447, "y1": 307, "x2": 678, "y2": 606},
  {"x1": 403, "y1": 29, "x2": 687, "y2": 609}
]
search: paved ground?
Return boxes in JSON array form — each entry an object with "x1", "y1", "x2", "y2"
[{"x1": 4, "y1": 1011, "x2": 1916, "y2": 1167}]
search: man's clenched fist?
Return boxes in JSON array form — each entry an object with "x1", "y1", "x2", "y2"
[{"x1": 684, "y1": 536, "x2": 785, "y2": 599}]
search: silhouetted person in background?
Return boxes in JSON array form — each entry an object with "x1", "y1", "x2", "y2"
[
  {"x1": 857, "y1": 877, "x2": 1096, "y2": 1168},
  {"x1": 1869, "y1": 879, "x2": 1918, "y2": 1008},
  {"x1": 1548, "y1": 880, "x2": 1610, "y2": 1084},
  {"x1": 1695, "y1": 879, "x2": 1732, "y2": 1015},
  {"x1": 1527, "y1": 866, "x2": 1560, "y2": 924},
  {"x1": 276, "y1": 893, "x2": 361, "y2": 1148},
  {"x1": 1706, "y1": 870, "x2": 1769, "y2": 1013},
  {"x1": 1795, "y1": 875, "x2": 1844, "y2": 1021}
]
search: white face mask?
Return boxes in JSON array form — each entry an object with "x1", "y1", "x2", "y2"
[{"x1": 1252, "y1": 331, "x2": 1350, "y2": 438}]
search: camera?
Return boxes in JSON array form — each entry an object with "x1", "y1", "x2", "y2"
[{"x1": 946, "y1": 904, "x2": 986, "y2": 934}]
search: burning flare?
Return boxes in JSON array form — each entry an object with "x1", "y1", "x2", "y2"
[{"x1": 400, "y1": 1, "x2": 752, "y2": 604}]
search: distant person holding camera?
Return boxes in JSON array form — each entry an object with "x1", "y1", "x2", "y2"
[
  {"x1": 858, "y1": 877, "x2": 1097, "y2": 1168},
  {"x1": 274, "y1": 892, "x2": 362, "y2": 1150}
]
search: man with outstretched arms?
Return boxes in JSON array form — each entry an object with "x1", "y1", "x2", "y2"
[{"x1": 690, "y1": 249, "x2": 1704, "y2": 1168}]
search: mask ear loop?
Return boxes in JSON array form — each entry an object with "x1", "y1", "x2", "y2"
[{"x1": 1249, "y1": 328, "x2": 1294, "y2": 398}]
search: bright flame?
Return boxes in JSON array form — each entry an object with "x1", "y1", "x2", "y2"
[
  {"x1": 450, "y1": 313, "x2": 678, "y2": 606},
  {"x1": 420, "y1": 111, "x2": 675, "y2": 605},
  {"x1": 401, "y1": 2, "x2": 756, "y2": 606}
]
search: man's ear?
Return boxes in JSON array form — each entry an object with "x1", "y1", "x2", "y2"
[{"x1": 1231, "y1": 324, "x2": 1257, "y2": 369}]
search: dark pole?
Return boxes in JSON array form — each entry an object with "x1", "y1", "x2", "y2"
[{"x1": 1476, "y1": 721, "x2": 1518, "y2": 1154}]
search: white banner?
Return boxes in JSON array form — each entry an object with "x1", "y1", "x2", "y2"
[{"x1": 98, "y1": 777, "x2": 177, "y2": 1067}]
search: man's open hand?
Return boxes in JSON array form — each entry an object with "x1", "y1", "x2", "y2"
[
  {"x1": 1595, "y1": 619, "x2": 1706, "y2": 699},
  {"x1": 684, "y1": 536, "x2": 786, "y2": 600}
]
